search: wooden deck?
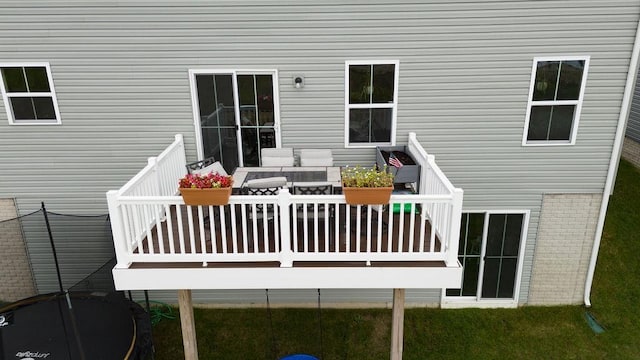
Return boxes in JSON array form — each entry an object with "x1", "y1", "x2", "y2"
[
  {"x1": 133, "y1": 204, "x2": 442, "y2": 268},
  {"x1": 110, "y1": 133, "x2": 463, "y2": 290}
]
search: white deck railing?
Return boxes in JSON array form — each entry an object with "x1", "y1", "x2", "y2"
[
  {"x1": 107, "y1": 134, "x2": 187, "y2": 265},
  {"x1": 408, "y1": 132, "x2": 463, "y2": 265},
  {"x1": 107, "y1": 133, "x2": 463, "y2": 269},
  {"x1": 118, "y1": 134, "x2": 187, "y2": 198}
]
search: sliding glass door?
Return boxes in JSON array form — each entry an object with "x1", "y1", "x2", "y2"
[
  {"x1": 190, "y1": 70, "x2": 280, "y2": 171},
  {"x1": 445, "y1": 211, "x2": 528, "y2": 305}
]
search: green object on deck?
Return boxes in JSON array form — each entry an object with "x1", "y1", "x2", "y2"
[
  {"x1": 392, "y1": 189, "x2": 419, "y2": 213},
  {"x1": 392, "y1": 202, "x2": 416, "y2": 213},
  {"x1": 585, "y1": 311, "x2": 605, "y2": 334}
]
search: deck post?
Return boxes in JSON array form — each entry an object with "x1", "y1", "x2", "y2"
[
  {"x1": 390, "y1": 288, "x2": 405, "y2": 360},
  {"x1": 278, "y1": 188, "x2": 293, "y2": 267},
  {"x1": 106, "y1": 190, "x2": 130, "y2": 268},
  {"x1": 447, "y1": 188, "x2": 464, "y2": 267},
  {"x1": 178, "y1": 289, "x2": 199, "y2": 360}
]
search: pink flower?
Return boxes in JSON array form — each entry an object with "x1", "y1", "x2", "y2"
[{"x1": 178, "y1": 172, "x2": 234, "y2": 189}]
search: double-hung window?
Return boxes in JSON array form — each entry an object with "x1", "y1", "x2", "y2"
[
  {"x1": 0, "y1": 63, "x2": 61, "y2": 125},
  {"x1": 522, "y1": 57, "x2": 589, "y2": 145},
  {"x1": 345, "y1": 60, "x2": 398, "y2": 147}
]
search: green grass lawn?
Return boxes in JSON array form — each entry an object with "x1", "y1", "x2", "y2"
[{"x1": 151, "y1": 159, "x2": 640, "y2": 359}]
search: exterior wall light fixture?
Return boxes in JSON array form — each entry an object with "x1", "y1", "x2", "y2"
[{"x1": 293, "y1": 75, "x2": 304, "y2": 89}]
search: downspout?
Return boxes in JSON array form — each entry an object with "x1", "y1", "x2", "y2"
[{"x1": 584, "y1": 14, "x2": 640, "y2": 307}]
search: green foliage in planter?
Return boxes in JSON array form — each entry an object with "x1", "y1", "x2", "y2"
[{"x1": 341, "y1": 165, "x2": 394, "y2": 188}]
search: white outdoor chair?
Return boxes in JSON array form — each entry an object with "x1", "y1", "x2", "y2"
[
  {"x1": 193, "y1": 161, "x2": 228, "y2": 176},
  {"x1": 299, "y1": 149, "x2": 333, "y2": 167},
  {"x1": 261, "y1": 148, "x2": 295, "y2": 167},
  {"x1": 186, "y1": 156, "x2": 228, "y2": 176},
  {"x1": 243, "y1": 177, "x2": 288, "y2": 193}
]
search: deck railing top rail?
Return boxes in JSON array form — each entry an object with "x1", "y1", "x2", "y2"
[
  {"x1": 408, "y1": 132, "x2": 460, "y2": 196},
  {"x1": 117, "y1": 134, "x2": 186, "y2": 197}
]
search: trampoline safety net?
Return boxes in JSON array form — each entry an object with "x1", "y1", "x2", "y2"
[{"x1": 0, "y1": 207, "x2": 154, "y2": 360}]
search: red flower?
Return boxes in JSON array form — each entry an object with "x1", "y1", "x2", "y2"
[{"x1": 178, "y1": 172, "x2": 234, "y2": 189}]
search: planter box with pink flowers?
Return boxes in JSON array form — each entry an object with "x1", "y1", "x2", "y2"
[{"x1": 178, "y1": 172, "x2": 233, "y2": 206}]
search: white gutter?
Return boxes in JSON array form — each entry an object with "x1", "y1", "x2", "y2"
[{"x1": 584, "y1": 15, "x2": 640, "y2": 307}]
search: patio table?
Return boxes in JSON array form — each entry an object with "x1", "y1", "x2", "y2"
[{"x1": 232, "y1": 166, "x2": 342, "y2": 192}]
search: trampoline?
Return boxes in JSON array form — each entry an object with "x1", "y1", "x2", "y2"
[{"x1": 0, "y1": 292, "x2": 152, "y2": 360}]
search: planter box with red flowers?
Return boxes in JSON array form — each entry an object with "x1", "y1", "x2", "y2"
[{"x1": 178, "y1": 172, "x2": 234, "y2": 206}]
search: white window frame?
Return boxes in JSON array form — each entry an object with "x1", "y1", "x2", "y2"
[
  {"x1": 0, "y1": 62, "x2": 62, "y2": 125},
  {"x1": 344, "y1": 60, "x2": 399, "y2": 148},
  {"x1": 522, "y1": 56, "x2": 589, "y2": 146},
  {"x1": 441, "y1": 209, "x2": 530, "y2": 309}
]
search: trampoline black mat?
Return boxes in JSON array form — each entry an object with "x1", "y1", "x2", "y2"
[{"x1": 0, "y1": 292, "x2": 152, "y2": 360}]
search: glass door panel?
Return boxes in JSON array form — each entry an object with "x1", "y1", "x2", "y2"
[
  {"x1": 481, "y1": 214, "x2": 524, "y2": 299},
  {"x1": 240, "y1": 128, "x2": 259, "y2": 167},
  {"x1": 446, "y1": 213, "x2": 484, "y2": 297},
  {"x1": 256, "y1": 75, "x2": 274, "y2": 126},
  {"x1": 195, "y1": 74, "x2": 239, "y2": 172},
  {"x1": 237, "y1": 74, "x2": 276, "y2": 167}
]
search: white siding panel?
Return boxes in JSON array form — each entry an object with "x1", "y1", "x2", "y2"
[
  {"x1": 130, "y1": 289, "x2": 441, "y2": 307},
  {"x1": 628, "y1": 64, "x2": 640, "y2": 142},
  {"x1": 0, "y1": 0, "x2": 637, "y2": 303}
]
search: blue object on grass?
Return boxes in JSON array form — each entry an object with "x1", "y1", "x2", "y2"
[
  {"x1": 280, "y1": 355, "x2": 320, "y2": 360},
  {"x1": 585, "y1": 311, "x2": 605, "y2": 334}
]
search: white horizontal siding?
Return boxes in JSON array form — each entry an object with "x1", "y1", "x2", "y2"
[
  {"x1": 0, "y1": 0, "x2": 637, "y2": 303},
  {"x1": 628, "y1": 64, "x2": 640, "y2": 142},
  {"x1": 129, "y1": 289, "x2": 442, "y2": 307}
]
